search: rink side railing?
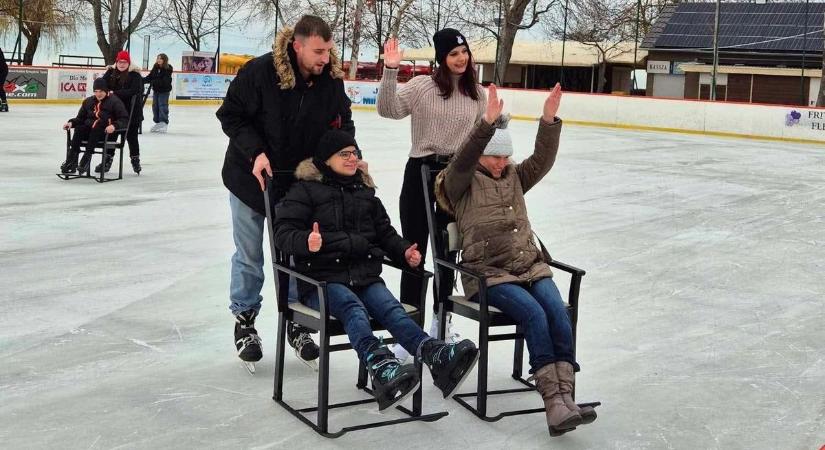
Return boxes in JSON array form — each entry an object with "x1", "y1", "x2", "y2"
[{"x1": 6, "y1": 65, "x2": 825, "y2": 144}]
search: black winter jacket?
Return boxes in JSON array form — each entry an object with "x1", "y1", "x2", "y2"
[
  {"x1": 103, "y1": 65, "x2": 145, "y2": 123},
  {"x1": 0, "y1": 48, "x2": 7, "y2": 77},
  {"x1": 70, "y1": 94, "x2": 129, "y2": 130},
  {"x1": 144, "y1": 64, "x2": 173, "y2": 93},
  {"x1": 273, "y1": 160, "x2": 410, "y2": 295},
  {"x1": 216, "y1": 27, "x2": 354, "y2": 215}
]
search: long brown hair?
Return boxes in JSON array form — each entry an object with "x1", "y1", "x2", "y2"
[
  {"x1": 156, "y1": 53, "x2": 170, "y2": 70},
  {"x1": 431, "y1": 51, "x2": 480, "y2": 101}
]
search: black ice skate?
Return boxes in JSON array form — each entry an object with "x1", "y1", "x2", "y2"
[
  {"x1": 95, "y1": 155, "x2": 113, "y2": 173},
  {"x1": 420, "y1": 338, "x2": 479, "y2": 398},
  {"x1": 235, "y1": 310, "x2": 262, "y2": 374},
  {"x1": 365, "y1": 343, "x2": 420, "y2": 412},
  {"x1": 130, "y1": 156, "x2": 141, "y2": 174},
  {"x1": 286, "y1": 322, "x2": 319, "y2": 371}
]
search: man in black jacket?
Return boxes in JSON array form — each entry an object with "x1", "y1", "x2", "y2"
[
  {"x1": 0, "y1": 47, "x2": 8, "y2": 112},
  {"x1": 60, "y1": 77, "x2": 129, "y2": 174},
  {"x1": 215, "y1": 15, "x2": 354, "y2": 370}
]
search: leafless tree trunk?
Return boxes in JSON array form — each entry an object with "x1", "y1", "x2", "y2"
[
  {"x1": 0, "y1": 0, "x2": 81, "y2": 64},
  {"x1": 348, "y1": 0, "x2": 365, "y2": 79},
  {"x1": 150, "y1": 0, "x2": 241, "y2": 51},
  {"x1": 459, "y1": 0, "x2": 556, "y2": 85},
  {"x1": 88, "y1": 0, "x2": 148, "y2": 64}
]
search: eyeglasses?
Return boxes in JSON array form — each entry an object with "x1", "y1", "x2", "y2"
[{"x1": 336, "y1": 150, "x2": 358, "y2": 159}]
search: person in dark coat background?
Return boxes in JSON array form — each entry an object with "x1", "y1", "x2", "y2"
[
  {"x1": 215, "y1": 15, "x2": 355, "y2": 371},
  {"x1": 0, "y1": 47, "x2": 9, "y2": 112},
  {"x1": 102, "y1": 50, "x2": 145, "y2": 174},
  {"x1": 143, "y1": 53, "x2": 173, "y2": 133},
  {"x1": 60, "y1": 77, "x2": 129, "y2": 174}
]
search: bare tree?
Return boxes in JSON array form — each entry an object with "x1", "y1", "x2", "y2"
[
  {"x1": 0, "y1": 0, "x2": 82, "y2": 64},
  {"x1": 150, "y1": 0, "x2": 243, "y2": 51},
  {"x1": 549, "y1": 0, "x2": 634, "y2": 92},
  {"x1": 87, "y1": 0, "x2": 149, "y2": 64},
  {"x1": 347, "y1": 0, "x2": 366, "y2": 79},
  {"x1": 398, "y1": 0, "x2": 467, "y2": 49},
  {"x1": 459, "y1": 0, "x2": 557, "y2": 85}
]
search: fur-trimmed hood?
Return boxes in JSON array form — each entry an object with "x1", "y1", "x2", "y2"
[
  {"x1": 272, "y1": 27, "x2": 344, "y2": 90},
  {"x1": 106, "y1": 63, "x2": 143, "y2": 74},
  {"x1": 294, "y1": 158, "x2": 376, "y2": 188}
]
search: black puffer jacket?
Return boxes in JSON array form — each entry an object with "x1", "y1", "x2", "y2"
[
  {"x1": 0, "y1": 47, "x2": 7, "y2": 78},
  {"x1": 216, "y1": 26, "x2": 354, "y2": 215},
  {"x1": 69, "y1": 94, "x2": 129, "y2": 130},
  {"x1": 103, "y1": 65, "x2": 145, "y2": 123},
  {"x1": 273, "y1": 159, "x2": 410, "y2": 294},
  {"x1": 144, "y1": 64, "x2": 173, "y2": 93}
]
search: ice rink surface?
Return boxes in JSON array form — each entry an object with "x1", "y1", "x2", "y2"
[{"x1": 1, "y1": 104, "x2": 823, "y2": 449}]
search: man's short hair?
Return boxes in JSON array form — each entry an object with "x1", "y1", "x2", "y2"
[{"x1": 294, "y1": 15, "x2": 332, "y2": 42}]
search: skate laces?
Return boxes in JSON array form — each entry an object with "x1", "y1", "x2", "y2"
[
  {"x1": 445, "y1": 316, "x2": 461, "y2": 343},
  {"x1": 236, "y1": 333, "x2": 261, "y2": 349},
  {"x1": 291, "y1": 331, "x2": 314, "y2": 350}
]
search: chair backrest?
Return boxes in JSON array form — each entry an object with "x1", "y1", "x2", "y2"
[{"x1": 420, "y1": 164, "x2": 450, "y2": 261}]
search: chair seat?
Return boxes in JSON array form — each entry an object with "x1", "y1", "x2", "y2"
[
  {"x1": 449, "y1": 295, "x2": 503, "y2": 314},
  {"x1": 288, "y1": 302, "x2": 418, "y2": 320}
]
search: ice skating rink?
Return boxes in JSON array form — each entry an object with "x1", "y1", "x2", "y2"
[{"x1": 1, "y1": 104, "x2": 823, "y2": 449}]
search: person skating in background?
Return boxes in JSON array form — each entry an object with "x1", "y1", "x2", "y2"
[
  {"x1": 59, "y1": 78, "x2": 129, "y2": 175},
  {"x1": 144, "y1": 53, "x2": 173, "y2": 133},
  {"x1": 0, "y1": 47, "x2": 9, "y2": 112},
  {"x1": 102, "y1": 50, "x2": 145, "y2": 174}
]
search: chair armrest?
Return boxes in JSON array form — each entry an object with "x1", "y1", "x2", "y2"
[
  {"x1": 547, "y1": 259, "x2": 586, "y2": 277},
  {"x1": 382, "y1": 257, "x2": 433, "y2": 280},
  {"x1": 433, "y1": 257, "x2": 485, "y2": 284}
]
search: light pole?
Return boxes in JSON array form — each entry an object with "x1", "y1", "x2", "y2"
[
  {"x1": 127, "y1": 0, "x2": 132, "y2": 52},
  {"x1": 216, "y1": 0, "x2": 222, "y2": 72},
  {"x1": 560, "y1": 0, "x2": 569, "y2": 87},
  {"x1": 800, "y1": 0, "x2": 809, "y2": 106},
  {"x1": 710, "y1": 0, "x2": 720, "y2": 101},
  {"x1": 494, "y1": 0, "x2": 502, "y2": 85}
]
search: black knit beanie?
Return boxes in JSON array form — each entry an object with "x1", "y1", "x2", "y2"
[
  {"x1": 433, "y1": 28, "x2": 471, "y2": 66},
  {"x1": 92, "y1": 77, "x2": 108, "y2": 91},
  {"x1": 315, "y1": 130, "x2": 359, "y2": 163}
]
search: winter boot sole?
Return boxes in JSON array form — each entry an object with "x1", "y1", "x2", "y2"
[{"x1": 549, "y1": 414, "x2": 583, "y2": 436}]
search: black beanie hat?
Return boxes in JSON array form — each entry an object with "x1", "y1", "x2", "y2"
[
  {"x1": 315, "y1": 129, "x2": 359, "y2": 162},
  {"x1": 433, "y1": 28, "x2": 470, "y2": 66},
  {"x1": 92, "y1": 77, "x2": 108, "y2": 91}
]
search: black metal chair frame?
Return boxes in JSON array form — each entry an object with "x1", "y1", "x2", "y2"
[
  {"x1": 138, "y1": 83, "x2": 151, "y2": 135},
  {"x1": 56, "y1": 96, "x2": 137, "y2": 183},
  {"x1": 263, "y1": 173, "x2": 448, "y2": 438},
  {"x1": 421, "y1": 164, "x2": 601, "y2": 422}
]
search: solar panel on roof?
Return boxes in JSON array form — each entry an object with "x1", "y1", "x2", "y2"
[{"x1": 644, "y1": 2, "x2": 825, "y2": 53}]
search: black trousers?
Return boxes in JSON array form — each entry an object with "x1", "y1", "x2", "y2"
[
  {"x1": 104, "y1": 120, "x2": 140, "y2": 158},
  {"x1": 399, "y1": 157, "x2": 455, "y2": 314},
  {"x1": 0, "y1": 75, "x2": 7, "y2": 103},
  {"x1": 70, "y1": 125, "x2": 108, "y2": 157}
]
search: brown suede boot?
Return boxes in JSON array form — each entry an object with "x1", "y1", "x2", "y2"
[
  {"x1": 556, "y1": 361, "x2": 597, "y2": 425},
  {"x1": 533, "y1": 363, "x2": 582, "y2": 436}
]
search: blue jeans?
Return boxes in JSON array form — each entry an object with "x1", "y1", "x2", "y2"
[
  {"x1": 229, "y1": 193, "x2": 297, "y2": 316},
  {"x1": 484, "y1": 278, "x2": 579, "y2": 374},
  {"x1": 152, "y1": 91, "x2": 170, "y2": 124},
  {"x1": 302, "y1": 282, "x2": 432, "y2": 363}
]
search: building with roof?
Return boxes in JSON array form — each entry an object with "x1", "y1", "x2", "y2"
[
  {"x1": 403, "y1": 40, "x2": 647, "y2": 93},
  {"x1": 641, "y1": 2, "x2": 823, "y2": 106}
]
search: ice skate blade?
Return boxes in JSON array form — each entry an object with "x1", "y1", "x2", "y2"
[
  {"x1": 297, "y1": 356, "x2": 319, "y2": 372},
  {"x1": 377, "y1": 379, "x2": 421, "y2": 414},
  {"x1": 243, "y1": 362, "x2": 256, "y2": 375}
]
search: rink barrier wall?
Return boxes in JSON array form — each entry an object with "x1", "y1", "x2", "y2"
[{"x1": 5, "y1": 66, "x2": 825, "y2": 145}]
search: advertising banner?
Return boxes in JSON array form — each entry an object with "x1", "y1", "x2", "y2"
[
  {"x1": 344, "y1": 82, "x2": 378, "y2": 106},
  {"x1": 175, "y1": 73, "x2": 234, "y2": 99},
  {"x1": 57, "y1": 71, "x2": 90, "y2": 99},
  {"x1": 181, "y1": 51, "x2": 217, "y2": 73},
  {"x1": 3, "y1": 68, "x2": 49, "y2": 99}
]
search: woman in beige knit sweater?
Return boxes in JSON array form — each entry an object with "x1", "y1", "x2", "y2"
[{"x1": 377, "y1": 29, "x2": 486, "y2": 360}]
